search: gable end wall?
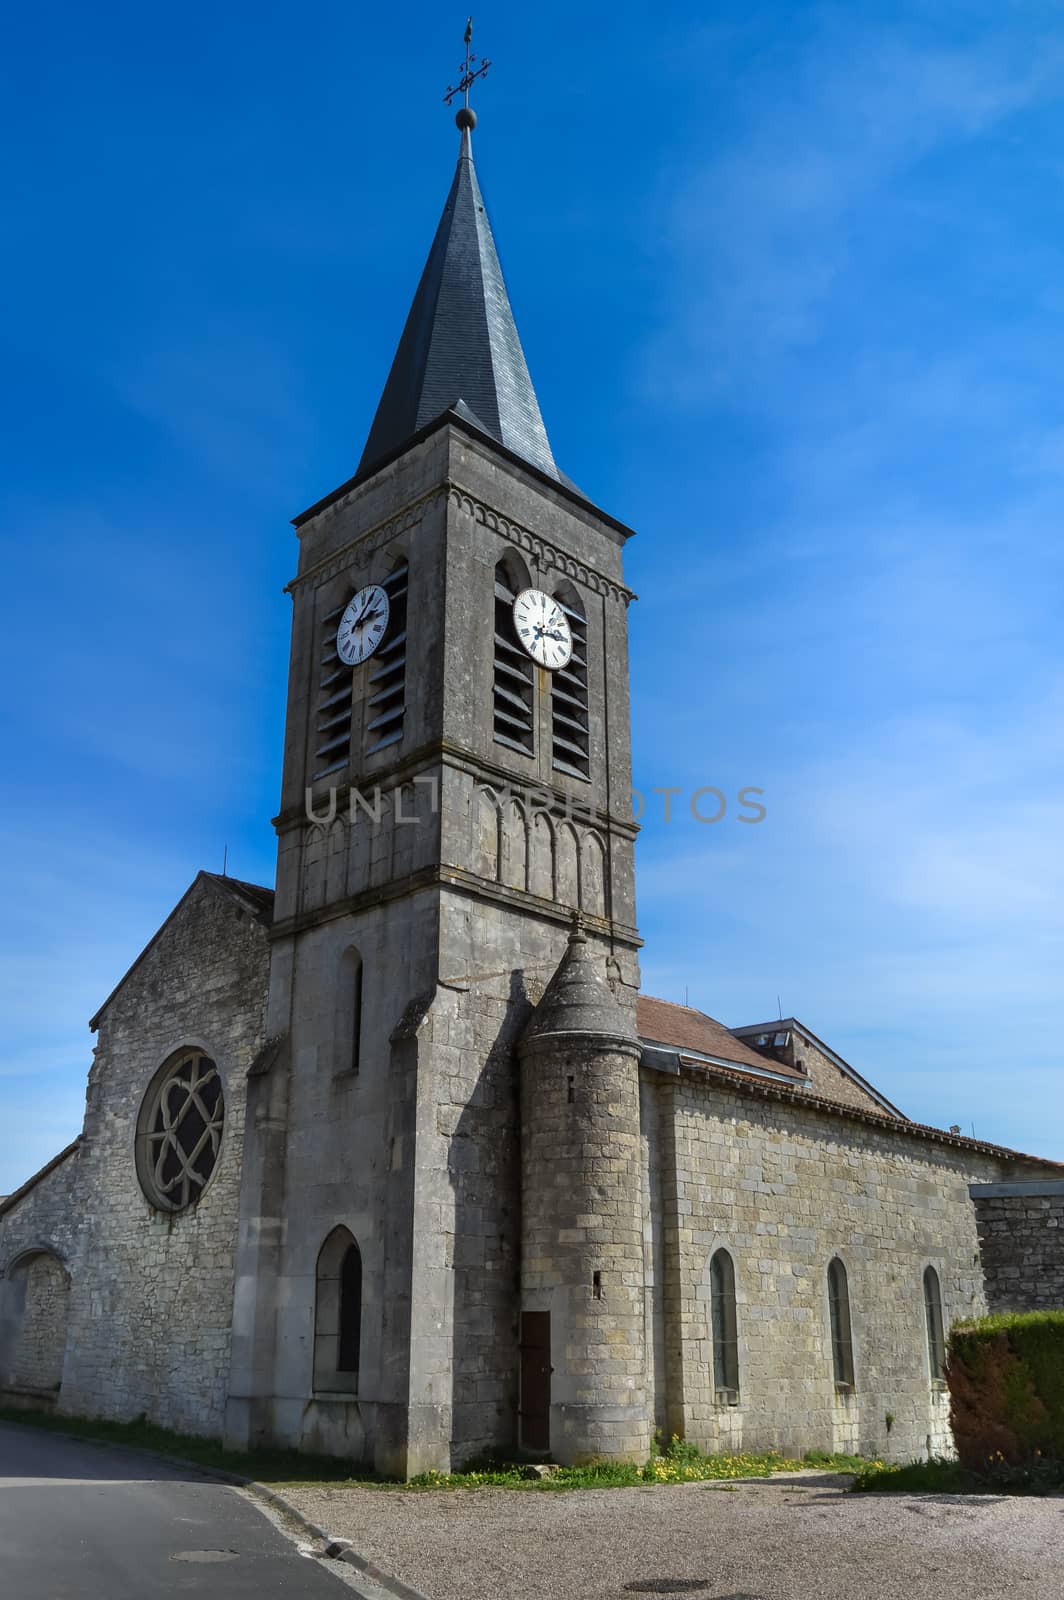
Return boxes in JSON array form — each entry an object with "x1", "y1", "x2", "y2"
[{"x1": 58, "y1": 880, "x2": 269, "y2": 1436}]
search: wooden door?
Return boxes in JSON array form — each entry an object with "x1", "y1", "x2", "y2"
[{"x1": 519, "y1": 1311, "x2": 551, "y2": 1452}]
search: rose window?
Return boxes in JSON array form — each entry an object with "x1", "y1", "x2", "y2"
[{"x1": 137, "y1": 1050, "x2": 224, "y2": 1211}]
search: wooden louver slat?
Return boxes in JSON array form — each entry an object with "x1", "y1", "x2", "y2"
[{"x1": 493, "y1": 564, "x2": 534, "y2": 754}]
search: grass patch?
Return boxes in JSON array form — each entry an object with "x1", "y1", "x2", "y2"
[
  {"x1": 851, "y1": 1455, "x2": 1064, "y2": 1496},
  {"x1": 0, "y1": 1407, "x2": 878, "y2": 1492},
  {"x1": 800, "y1": 1449, "x2": 873, "y2": 1473},
  {"x1": 407, "y1": 1438, "x2": 880, "y2": 1491},
  {"x1": 0, "y1": 1406, "x2": 385, "y2": 1486}
]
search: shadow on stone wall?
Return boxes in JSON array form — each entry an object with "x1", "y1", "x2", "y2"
[{"x1": 446, "y1": 969, "x2": 530, "y2": 1467}]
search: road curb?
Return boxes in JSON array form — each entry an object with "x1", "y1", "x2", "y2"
[
  {"x1": 0, "y1": 1417, "x2": 430, "y2": 1600},
  {"x1": 244, "y1": 1482, "x2": 431, "y2": 1600}
]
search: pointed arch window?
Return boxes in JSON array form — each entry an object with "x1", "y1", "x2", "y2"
[
  {"x1": 314, "y1": 1227, "x2": 363, "y2": 1393},
  {"x1": 710, "y1": 1248, "x2": 739, "y2": 1399},
  {"x1": 366, "y1": 561, "x2": 409, "y2": 753},
  {"x1": 551, "y1": 584, "x2": 589, "y2": 779},
  {"x1": 827, "y1": 1258, "x2": 855, "y2": 1389},
  {"x1": 924, "y1": 1266, "x2": 946, "y2": 1382},
  {"x1": 493, "y1": 557, "x2": 535, "y2": 754}
]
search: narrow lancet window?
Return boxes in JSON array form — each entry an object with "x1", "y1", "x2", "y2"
[
  {"x1": 334, "y1": 948, "x2": 363, "y2": 1075},
  {"x1": 341, "y1": 948, "x2": 364, "y2": 1075},
  {"x1": 338, "y1": 1243, "x2": 363, "y2": 1375},
  {"x1": 828, "y1": 1257, "x2": 855, "y2": 1388},
  {"x1": 314, "y1": 1227, "x2": 363, "y2": 1393},
  {"x1": 710, "y1": 1248, "x2": 739, "y2": 1398},
  {"x1": 924, "y1": 1265, "x2": 946, "y2": 1382}
]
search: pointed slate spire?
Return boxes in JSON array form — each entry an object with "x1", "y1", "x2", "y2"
[{"x1": 358, "y1": 123, "x2": 560, "y2": 482}]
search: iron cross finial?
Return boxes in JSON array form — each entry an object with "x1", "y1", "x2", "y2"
[{"x1": 444, "y1": 16, "x2": 491, "y2": 124}]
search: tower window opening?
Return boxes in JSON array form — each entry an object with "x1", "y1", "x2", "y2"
[
  {"x1": 551, "y1": 589, "x2": 589, "y2": 779},
  {"x1": 567, "y1": 1075, "x2": 575, "y2": 1103},
  {"x1": 366, "y1": 562, "x2": 409, "y2": 754},
  {"x1": 314, "y1": 592, "x2": 355, "y2": 778},
  {"x1": 493, "y1": 560, "x2": 534, "y2": 754},
  {"x1": 592, "y1": 1270, "x2": 602, "y2": 1299}
]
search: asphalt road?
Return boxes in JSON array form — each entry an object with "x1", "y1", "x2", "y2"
[{"x1": 0, "y1": 1421, "x2": 355, "y2": 1599}]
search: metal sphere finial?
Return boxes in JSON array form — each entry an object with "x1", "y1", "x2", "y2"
[{"x1": 456, "y1": 106, "x2": 477, "y2": 131}]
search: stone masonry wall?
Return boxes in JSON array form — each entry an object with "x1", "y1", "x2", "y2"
[
  {"x1": 58, "y1": 877, "x2": 269, "y2": 1437},
  {"x1": 521, "y1": 1031, "x2": 650, "y2": 1465},
  {"x1": 646, "y1": 1066, "x2": 1040, "y2": 1464},
  {"x1": 12, "y1": 1254, "x2": 70, "y2": 1391},
  {"x1": 791, "y1": 1035, "x2": 901, "y2": 1119},
  {"x1": 0, "y1": 1146, "x2": 81, "y2": 1400},
  {"x1": 971, "y1": 1181, "x2": 1064, "y2": 1312}
]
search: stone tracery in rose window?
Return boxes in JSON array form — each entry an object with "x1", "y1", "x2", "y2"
[{"x1": 143, "y1": 1050, "x2": 224, "y2": 1210}]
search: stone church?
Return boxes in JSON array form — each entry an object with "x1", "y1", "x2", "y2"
[{"x1": 2, "y1": 113, "x2": 1060, "y2": 1478}]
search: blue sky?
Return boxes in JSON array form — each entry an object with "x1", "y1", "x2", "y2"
[{"x1": 1, "y1": 1, "x2": 1062, "y2": 1192}]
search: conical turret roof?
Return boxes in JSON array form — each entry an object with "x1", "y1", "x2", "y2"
[
  {"x1": 521, "y1": 926, "x2": 639, "y2": 1050},
  {"x1": 357, "y1": 126, "x2": 560, "y2": 482}
]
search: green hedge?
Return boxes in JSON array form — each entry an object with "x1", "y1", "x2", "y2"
[{"x1": 948, "y1": 1310, "x2": 1064, "y2": 1472}]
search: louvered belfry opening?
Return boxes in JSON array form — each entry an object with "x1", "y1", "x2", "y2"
[
  {"x1": 551, "y1": 588, "x2": 590, "y2": 779},
  {"x1": 493, "y1": 560, "x2": 535, "y2": 753},
  {"x1": 366, "y1": 562, "x2": 409, "y2": 754},
  {"x1": 314, "y1": 593, "x2": 355, "y2": 778}
]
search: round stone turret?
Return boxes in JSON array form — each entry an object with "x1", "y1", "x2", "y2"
[{"x1": 517, "y1": 927, "x2": 650, "y2": 1465}]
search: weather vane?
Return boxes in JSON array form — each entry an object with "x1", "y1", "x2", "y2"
[{"x1": 444, "y1": 17, "x2": 491, "y2": 126}]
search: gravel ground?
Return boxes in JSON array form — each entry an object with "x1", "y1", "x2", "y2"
[{"x1": 283, "y1": 1472, "x2": 1064, "y2": 1600}]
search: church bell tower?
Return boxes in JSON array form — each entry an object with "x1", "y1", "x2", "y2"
[{"x1": 226, "y1": 59, "x2": 643, "y2": 1475}]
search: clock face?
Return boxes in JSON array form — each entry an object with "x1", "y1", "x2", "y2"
[
  {"x1": 336, "y1": 584, "x2": 390, "y2": 666},
  {"x1": 513, "y1": 588, "x2": 573, "y2": 670}
]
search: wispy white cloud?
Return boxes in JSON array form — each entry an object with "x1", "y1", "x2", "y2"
[
  {"x1": 636, "y1": 672, "x2": 1064, "y2": 1156},
  {"x1": 646, "y1": 14, "x2": 1064, "y2": 403}
]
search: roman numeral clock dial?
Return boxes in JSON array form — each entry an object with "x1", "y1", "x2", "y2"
[
  {"x1": 336, "y1": 584, "x2": 390, "y2": 666},
  {"x1": 513, "y1": 588, "x2": 573, "y2": 670}
]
